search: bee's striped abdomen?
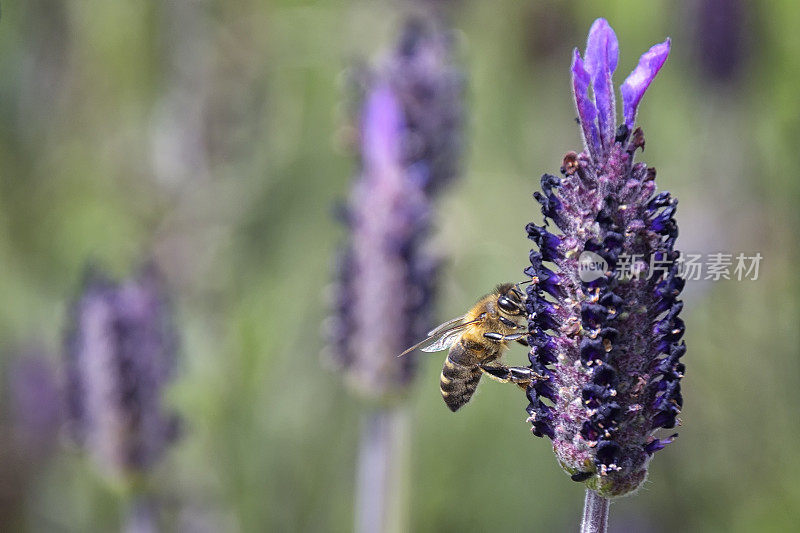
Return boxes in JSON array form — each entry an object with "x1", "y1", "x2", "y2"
[{"x1": 440, "y1": 343, "x2": 482, "y2": 412}]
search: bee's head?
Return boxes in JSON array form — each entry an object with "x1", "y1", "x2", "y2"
[{"x1": 496, "y1": 283, "x2": 525, "y2": 316}]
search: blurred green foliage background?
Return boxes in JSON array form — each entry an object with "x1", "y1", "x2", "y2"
[{"x1": 0, "y1": 0, "x2": 798, "y2": 531}]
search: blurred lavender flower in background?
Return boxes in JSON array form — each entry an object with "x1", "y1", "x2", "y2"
[
  {"x1": 65, "y1": 264, "x2": 180, "y2": 482},
  {"x1": 326, "y1": 14, "x2": 463, "y2": 533},
  {"x1": 327, "y1": 17, "x2": 463, "y2": 399},
  {"x1": 524, "y1": 19, "x2": 683, "y2": 502}
]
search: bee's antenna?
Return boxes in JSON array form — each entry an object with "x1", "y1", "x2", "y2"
[
  {"x1": 512, "y1": 278, "x2": 536, "y2": 292},
  {"x1": 509, "y1": 278, "x2": 537, "y2": 301}
]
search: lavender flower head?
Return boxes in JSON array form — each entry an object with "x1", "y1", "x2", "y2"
[
  {"x1": 65, "y1": 265, "x2": 180, "y2": 481},
  {"x1": 524, "y1": 19, "x2": 683, "y2": 497},
  {"x1": 328, "y1": 19, "x2": 462, "y2": 399}
]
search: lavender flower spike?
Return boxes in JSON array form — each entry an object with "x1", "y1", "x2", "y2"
[
  {"x1": 327, "y1": 17, "x2": 463, "y2": 533},
  {"x1": 525, "y1": 19, "x2": 682, "y2": 498},
  {"x1": 65, "y1": 265, "x2": 180, "y2": 481},
  {"x1": 327, "y1": 18, "x2": 462, "y2": 399}
]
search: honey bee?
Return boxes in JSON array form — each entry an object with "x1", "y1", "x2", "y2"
[{"x1": 399, "y1": 282, "x2": 542, "y2": 411}]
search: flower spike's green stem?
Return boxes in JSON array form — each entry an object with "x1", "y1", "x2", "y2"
[{"x1": 581, "y1": 489, "x2": 609, "y2": 533}]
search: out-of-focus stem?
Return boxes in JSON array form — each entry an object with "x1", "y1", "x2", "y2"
[
  {"x1": 355, "y1": 407, "x2": 410, "y2": 533},
  {"x1": 581, "y1": 489, "x2": 609, "y2": 533},
  {"x1": 124, "y1": 493, "x2": 157, "y2": 533}
]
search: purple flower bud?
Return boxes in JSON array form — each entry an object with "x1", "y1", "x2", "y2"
[
  {"x1": 65, "y1": 265, "x2": 180, "y2": 479},
  {"x1": 571, "y1": 50, "x2": 600, "y2": 161},
  {"x1": 584, "y1": 19, "x2": 619, "y2": 152},
  {"x1": 327, "y1": 19, "x2": 462, "y2": 398},
  {"x1": 620, "y1": 39, "x2": 670, "y2": 131},
  {"x1": 525, "y1": 19, "x2": 683, "y2": 498}
]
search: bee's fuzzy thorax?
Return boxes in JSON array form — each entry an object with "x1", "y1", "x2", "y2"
[{"x1": 524, "y1": 19, "x2": 682, "y2": 498}]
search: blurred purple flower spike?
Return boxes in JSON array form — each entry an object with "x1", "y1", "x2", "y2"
[
  {"x1": 329, "y1": 19, "x2": 464, "y2": 532},
  {"x1": 328, "y1": 18, "x2": 462, "y2": 399},
  {"x1": 65, "y1": 265, "x2": 180, "y2": 480},
  {"x1": 572, "y1": 18, "x2": 670, "y2": 160}
]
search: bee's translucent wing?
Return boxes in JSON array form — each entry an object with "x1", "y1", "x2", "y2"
[
  {"x1": 426, "y1": 315, "x2": 467, "y2": 337},
  {"x1": 397, "y1": 326, "x2": 467, "y2": 357},
  {"x1": 397, "y1": 316, "x2": 482, "y2": 357},
  {"x1": 419, "y1": 327, "x2": 466, "y2": 352}
]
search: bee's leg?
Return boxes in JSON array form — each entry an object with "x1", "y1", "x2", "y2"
[
  {"x1": 498, "y1": 317, "x2": 525, "y2": 330},
  {"x1": 484, "y1": 331, "x2": 528, "y2": 350},
  {"x1": 483, "y1": 332, "x2": 525, "y2": 342},
  {"x1": 479, "y1": 364, "x2": 546, "y2": 390}
]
